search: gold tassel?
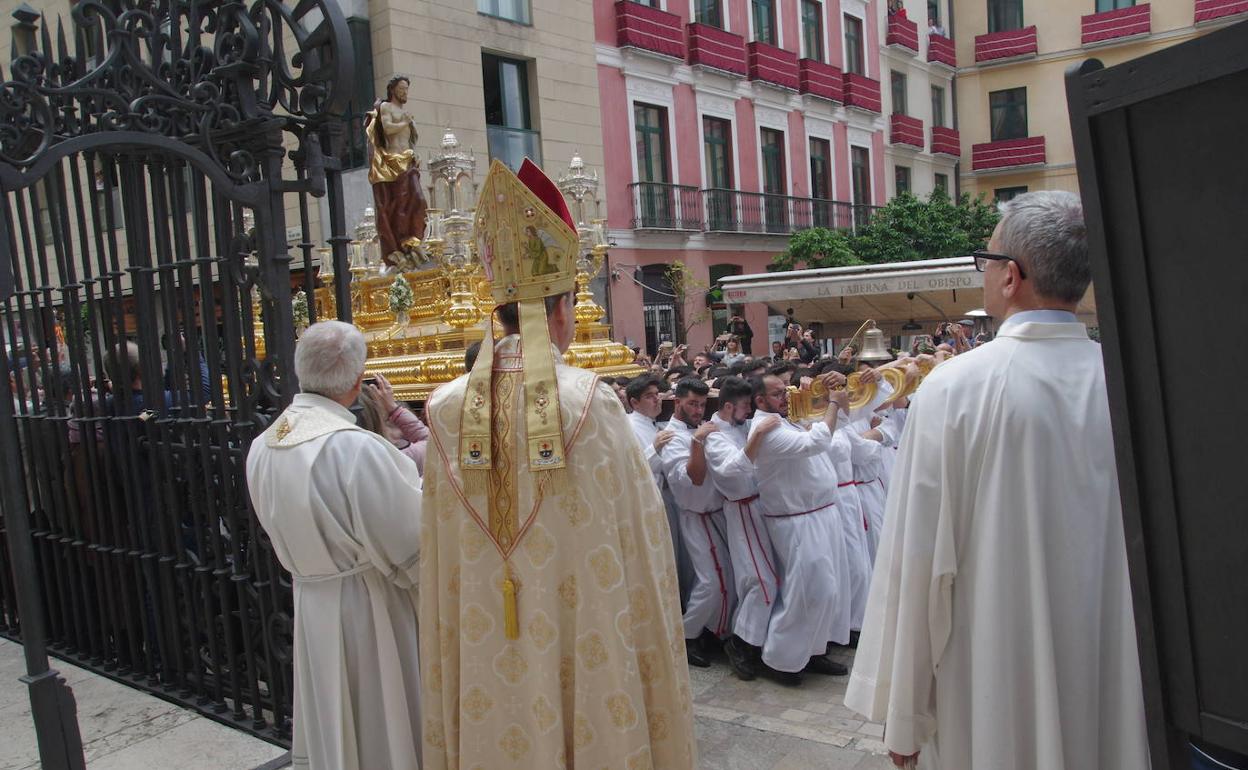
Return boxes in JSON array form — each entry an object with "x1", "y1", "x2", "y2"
[{"x1": 503, "y1": 571, "x2": 519, "y2": 640}]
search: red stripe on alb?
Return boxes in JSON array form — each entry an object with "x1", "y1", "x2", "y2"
[
  {"x1": 737, "y1": 501, "x2": 771, "y2": 605},
  {"x1": 699, "y1": 513, "x2": 730, "y2": 637}
]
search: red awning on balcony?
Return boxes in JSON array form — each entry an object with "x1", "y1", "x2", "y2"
[
  {"x1": 616, "y1": 1, "x2": 685, "y2": 59},
  {"x1": 1195, "y1": 0, "x2": 1248, "y2": 22},
  {"x1": 687, "y1": 23, "x2": 748, "y2": 76},
  {"x1": 1081, "y1": 4, "x2": 1150, "y2": 45},
  {"x1": 886, "y1": 14, "x2": 919, "y2": 52},
  {"x1": 889, "y1": 114, "x2": 924, "y2": 148},
  {"x1": 747, "y1": 41, "x2": 799, "y2": 90},
  {"x1": 972, "y1": 136, "x2": 1046, "y2": 170},
  {"x1": 799, "y1": 59, "x2": 843, "y2": 102},
  {"x1": 931, "y1": 126, "x2": 960, "y2": 157},
  {"x1": 927, "y1": 33, "x2": 956, "y2": 67},
  {"x1": 974, "y1": 26, "x2": 1038, "y2": 63},
  {"x1": 843, "y1": 73, "x2": 881, "y2": 113}
]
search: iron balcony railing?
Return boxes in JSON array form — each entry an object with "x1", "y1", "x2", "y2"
[
  {"x1": 628, "y1": 183, "x2": 878, "y2": 234},
  {"x1": 629, "y1": 182, "x2": 705, "y2": 230},
  {"x1": 703, "y1": 189, "x2": 878, "y2": 234}
]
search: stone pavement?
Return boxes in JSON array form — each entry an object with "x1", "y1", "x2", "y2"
[
  {"x1": 0, "y1": 638, "x2": 891, "y2": 769},
  {"x1": 0, "y1": 638, "x2": 287, "y2": 770},
  {"x1": 690, "y1": 644, "x2": 893, "y2": 769}
]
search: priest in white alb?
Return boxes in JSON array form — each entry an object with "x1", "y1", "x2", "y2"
[
  {"x1": 845, "y1": 191, "x2": 1149, "y2": 769},
  {"x1": 246, "y1": 320, "x2": 424, "y2": 770}
]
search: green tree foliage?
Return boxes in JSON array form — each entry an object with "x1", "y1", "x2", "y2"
[{"x1": 769, "y1": 190, "x2": 999, "y2": 271}]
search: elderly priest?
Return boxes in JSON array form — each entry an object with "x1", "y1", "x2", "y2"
[{"x1": 247, "y1": 320, "x2": 424, "y2": 769}]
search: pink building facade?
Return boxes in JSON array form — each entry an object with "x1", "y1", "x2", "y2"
[{"x1": 596, "y1": 0, "x2": 887, "y2": 356}]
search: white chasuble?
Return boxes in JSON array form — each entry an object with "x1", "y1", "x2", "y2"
[
  {"x1": 246, "y1": 393, "x2": 424, "y2": 770},
  {"x1": 845, "y1": 321, "x2": 1150, "y2": 770},
  {"x1": 420, "y1": 356, "x2": 695, "y2": 770}
]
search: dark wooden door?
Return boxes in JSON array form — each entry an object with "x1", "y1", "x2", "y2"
[{"x1": 1066, "y1": 20, "x2": 1248, "y2": 769}]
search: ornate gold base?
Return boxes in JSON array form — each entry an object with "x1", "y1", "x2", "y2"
[{"x1": 289, "y1": 268, "x2": 642, "y2": 401}]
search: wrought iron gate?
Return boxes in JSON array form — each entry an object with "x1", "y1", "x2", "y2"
[{"x1": 0, "y1": 0, "x2": 356, "y2": 748}]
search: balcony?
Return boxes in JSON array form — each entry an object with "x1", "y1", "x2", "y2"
[
  {"x1": 974, "y1": 26, "x2": 1038, "y2": 63},
  {"x1": 931, "y1": 126, "x2": 960, "y2": 157},
  {"x1": 747, "y1": 41, "x2": 800, "y2": 90},
  {"x1": 842, "y1": 73, "x2": 881, "y2": 113},
  {"x1": 615, "y1": 1, "x2": 685, "y2": 59},
  {"x1": 885, "y1": 13, "x2": 919, "y2": 52},
  {"x1": 1194, "y1": 0, "x2": 1248, "y2": 23},
  {"x1": 799, "y1": 59, "x2": 843, "y2": 102},
  {"x1": 687, "y1": 23, "x2": 748, "y2": 77},
  {"x1": 971, "y1": 136, "x2": 1046, "y2": 171},
  {"x1": 487, "y1": 125, "x2": 542, "y2": 172},
  {"x1": 927, "y1": 33, "x2": 956, "y2": 67},
  {"x1": 703, "y1": 189, "x2": 876, "y2": 234},
  {"x1": 629, "y1": 183, "x2": 704, "y2": 230},
  {"x1": 889, "y1": 114, "x2": 924, "y2": 148},
  {"x1": 628, "y1": 184, "x2": 877, "y2": 234},
  {"x1": 1081, "y1": 4, "x2": 1150, "y2": 45}
]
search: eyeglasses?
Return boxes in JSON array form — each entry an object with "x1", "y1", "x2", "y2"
[{"x1": 971, "y1": 250, "x2": 1027, "y2": 279}]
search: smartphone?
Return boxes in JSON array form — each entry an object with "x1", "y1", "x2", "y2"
[{"x1": 362, "y1": 376, "x2": 378, "y2": 388}]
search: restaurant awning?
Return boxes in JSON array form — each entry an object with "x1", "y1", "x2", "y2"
[{"x1": 719, "y1": 258, "x2": 1097, "y2": 338}]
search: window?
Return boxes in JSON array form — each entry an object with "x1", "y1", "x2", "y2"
[
  {"x1": 844, "y1": 14, "x2": 865, "y2": 75},
  {"x1": 640, "y1": 265, "x2": 679, "y2": 351},
  {"x1": 989, "y1": 87, "x2": 1027, "y2": 141},
  {"x1": 1095, "y1": 0, "x2": 1133, "y2": 10},
  {"x1": 891, "y1": 71, "x2": 908, "y2": 115},
  {"x1": 761, "y1": 128, "x2": 787, "y2": 232},
  {"x1": 810, "y1": 137, "x2": 834, "y2": 227},
  {"x1": 483, "y1": 53, "x2": 540, "y2": 170},
  {"x1": 927, "y1": 0, "x2": 942, "y2": 27},
  {"x1": 752, "y1": 0, "x2": 777, "y2": 44},
  {"x1": 987, "y1": 0, "x2": 1023, "y2": 33},
  {"x1": 851, "y1": 146, "x2": 872, "y2": 228},
  {"x1": 931, "y1": 85, "x2": 946, "y2": 128},
  {"x1": 478, "y1": 0, "x2": 531, "y2": 25},
  {"x1": 633, "y1": 0, "x2": 661, "y2": 6},
  {"x1": 634, "y1": 103, "x2": 672, "y2": 226},
  {"x1": 695, "y1": 0, "x2": 723, "y2": 27},
  {"x1": 802, "y1": 0, "x2": 824, "y2": 61},
  {"x1": 635, "y1": 104, "x2": 671, "y2": 184},
  {"x1": 895, "y1": 166, "x2": 912, "y2": 194},
  {"x1": 704, "y1": 117, "x2": 734, "y2": 229},
  {"x1": 934, "y1": 172, "x2": 949, "y2": 194},
  {"x1": 994, "y1": 185, "x2": 1028, "y2": 203},
  {"x1": 342, "y1": 17, "x2": 375, "y2": 170},
  {"x1": 809, "y1": 138, "x2": 832, "y2": 200}
]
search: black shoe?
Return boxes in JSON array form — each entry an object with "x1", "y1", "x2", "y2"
[
  {"x1": 804, "y1": 654, "x2": 849, "y2": 676},
  {"x1": 763, "y1": 665, "x2": 802, "y2": 686},
  {"x1": 724, "y1": 635, "x2": 758, "y2": 681},
  {"x1": 685, "y1": 637, "x2": 711, "y2": 668}
]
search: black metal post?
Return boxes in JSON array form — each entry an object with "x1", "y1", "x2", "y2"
[{"x1": 0, "y1": 349, "x2": 86, "y2": 769}]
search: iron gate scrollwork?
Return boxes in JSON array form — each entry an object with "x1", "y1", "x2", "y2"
[{"x1": 0, "y1": 0, "x2": 356, "y2": 748}]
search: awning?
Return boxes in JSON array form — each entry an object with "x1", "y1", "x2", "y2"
[{"x1": 719, "y1": 258, "x2": 1097, "y2": 338}]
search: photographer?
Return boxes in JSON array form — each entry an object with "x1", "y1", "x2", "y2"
[
  {"x1": 727, "y1": 310, "x2": 754, "y2": 355},
  {"x1": 710, "y1": 334, "x2": 746, "y2": 367}
]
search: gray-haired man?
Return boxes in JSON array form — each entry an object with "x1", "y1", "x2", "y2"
[
  {"x1": 846, "y1": 191, "x2": 1149, "y2": 769},
  {"x1": 246, "y1": 321, "x2": 423, "y2": 769}
]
